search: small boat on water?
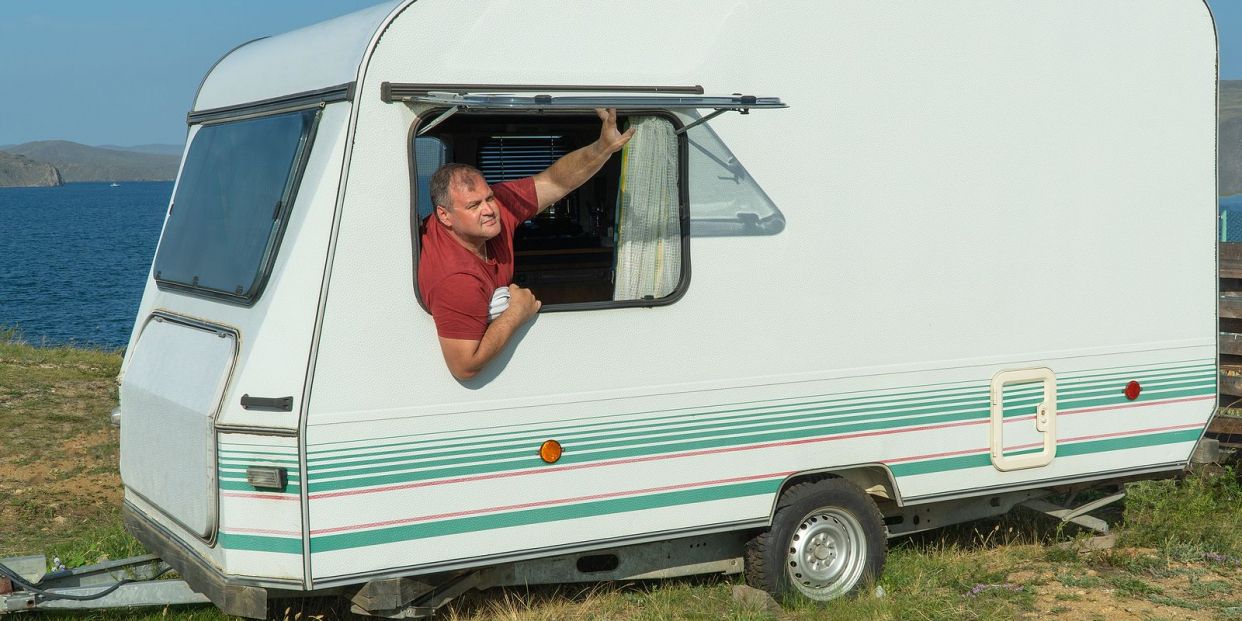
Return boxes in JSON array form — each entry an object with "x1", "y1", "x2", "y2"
[{"x1": 109, "y1": 183, "x2": 120, "y2": 187}]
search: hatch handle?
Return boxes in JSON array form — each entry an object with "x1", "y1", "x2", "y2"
[{"x1": 240, "y1": 394, "x2": 293, "y2": 412}]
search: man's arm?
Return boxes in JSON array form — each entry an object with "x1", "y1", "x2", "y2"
[
  {"x1": 531, "y1": 108, "x2": 635, "y2": 211},
  {"x1": 437, "y1": 284, "x2": 541, "y2": 380}
]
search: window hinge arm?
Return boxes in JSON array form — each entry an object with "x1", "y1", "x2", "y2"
[
  {"x1": 674, "y1": 109, "x2": 730, "y2": 135},
  {"x1": 417, "y1": 105, "x2": 460, "y2": 136}
]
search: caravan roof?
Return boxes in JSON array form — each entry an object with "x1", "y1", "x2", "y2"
[{"x1": 193, "y1": 1, "x2": 400, "y2": 113}]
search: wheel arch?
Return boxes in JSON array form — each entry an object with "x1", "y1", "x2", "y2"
[{"x1": 769, "y1": 464, "x2": 903, "y2": 522}]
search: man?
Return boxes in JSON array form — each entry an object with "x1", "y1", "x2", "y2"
[{"x1": 419, "y1": 108, "x2": 634, "y2": 380}]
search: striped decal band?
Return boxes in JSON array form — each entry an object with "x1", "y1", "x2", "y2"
[{"x1": 218, "y1": 422, "x2": 1205, "y2": 553}]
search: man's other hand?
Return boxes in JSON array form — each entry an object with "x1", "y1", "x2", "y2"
[
  {"x1": 505, "y1": 284, "x2": 542, "y2": 323},
  {"x1": 438, "y1": 285, "x2": 541, "y2": 381}
]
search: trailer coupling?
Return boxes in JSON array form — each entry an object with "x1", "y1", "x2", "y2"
[{"x1": 0, "y1": 553, "x2": 209, "y2": 614}]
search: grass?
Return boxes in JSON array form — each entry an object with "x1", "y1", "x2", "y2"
[
  {"x1": 5, "y1": 332, "x2": 1242, "y2": 620},
  {"x1": 0, "y1": 329, "x2": 131, "y2": 560}
]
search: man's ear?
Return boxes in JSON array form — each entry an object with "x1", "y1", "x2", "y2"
[{"x1": 435, "y1": 205, "x2": 452, "y2": 227}]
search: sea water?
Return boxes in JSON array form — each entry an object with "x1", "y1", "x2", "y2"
[{"x1": 0, "y1": 182, "x2": 170, "y2": 348}]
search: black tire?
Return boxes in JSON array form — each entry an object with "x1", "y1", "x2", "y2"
[{"x1": 745, "y1": 478, "x2": 887, "y2": 602}]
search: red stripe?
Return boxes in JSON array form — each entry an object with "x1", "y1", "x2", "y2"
[
  {"x1": 1061, "y1": 394, "x2": 1213, "y2": 416},
  {"x1": 1058, "y1": 422, "x2": 1203, "y2": 444},
  {"x1": 309, "y1": 471, "x2": 791, "y2": 535},
  {"x1": 882, "y1": 422, "x2": 1205, "y2": 466},
  {"x1": 308, "y1": 394, "x2": 1213, "y2": 501},
  {"x1": 309, "y1": 417, "x2": 984, "y2": 500}
]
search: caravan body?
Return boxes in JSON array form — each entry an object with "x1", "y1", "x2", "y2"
[{"x1": 117, "y1": 0, "x2": 1218, "y2": 615}]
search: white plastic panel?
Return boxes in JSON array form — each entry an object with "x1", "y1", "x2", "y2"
[{"x1": 119, "y1": 316, "x2": 236, "y2": 538}]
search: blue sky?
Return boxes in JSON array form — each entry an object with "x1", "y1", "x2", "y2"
[{"x1": 0, "y1": 0, "x2": 1239, "y2": 147}]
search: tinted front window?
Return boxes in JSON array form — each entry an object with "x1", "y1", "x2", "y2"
[{"x1": 154, "y1": 109, "x2": 318, "y2": 303}]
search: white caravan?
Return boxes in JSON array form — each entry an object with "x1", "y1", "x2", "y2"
[{"x1": 117, "y1": 1, "x2": 1219, "y2": 617}]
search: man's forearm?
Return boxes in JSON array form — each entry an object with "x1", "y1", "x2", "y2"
[
  {"x1": 443, "y1": 309, "x2": 527, "y2": 380},
  {"x1": 534, "y1": 141, "x2": 612, "y2": 209}
]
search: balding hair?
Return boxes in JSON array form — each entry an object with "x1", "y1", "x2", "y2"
[{"x1": 430, "y1": 163, "x2": 485, "y2": 211}]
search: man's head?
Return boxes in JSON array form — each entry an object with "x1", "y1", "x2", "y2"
[{"x1": 430, "y1": 163, "x2": 501, "y2": 245}]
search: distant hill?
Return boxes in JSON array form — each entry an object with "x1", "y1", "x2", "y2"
[
  {"x1": 0, "y1": 151, "x2": 62, "y2": 188},
  {"x1": 1221, "y1": 81, "x2": 1242, "y2": 196},
  {"x1": 97, "y1": 144, "x2": 184, "y2": 156},
  {"x1": 0, "y1": 141, "x2": 179, "y2": 183}
]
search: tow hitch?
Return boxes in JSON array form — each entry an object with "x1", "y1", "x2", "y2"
[{"x1": 0, "y1": 553, "x2": 209, "y2": 614}]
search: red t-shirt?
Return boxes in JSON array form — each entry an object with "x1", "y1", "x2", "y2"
[{"x1": 418, "y1": 177, "x2": 539, "y2": 340}]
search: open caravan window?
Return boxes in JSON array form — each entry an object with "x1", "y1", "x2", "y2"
[
  {"x1": 153, "y1": 108, "x2": 319, "y2": 304},
  {"x1": 401, "y1": 87, "x2": 785, "y2": 309}
]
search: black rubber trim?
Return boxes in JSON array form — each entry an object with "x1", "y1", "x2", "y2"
[
  {"x1": 382, "y1": 82, "x2": 704, "y2": 102},
  {"x1": 188, "y1": 82, "x2": 354, "y2": 125}
]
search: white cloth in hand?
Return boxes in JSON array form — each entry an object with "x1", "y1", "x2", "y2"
[{"x1": 488, "y1": 287, "x2": 511, "y2": 321}]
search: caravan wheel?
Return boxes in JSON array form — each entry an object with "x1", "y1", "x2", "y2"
[{"x1": 745, "y1": 478, "x2": 887, "y2": 602}]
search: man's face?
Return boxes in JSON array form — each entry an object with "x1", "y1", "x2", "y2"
[{"x1": 436, "y1": 171, "x2": 501, "y2": 245}]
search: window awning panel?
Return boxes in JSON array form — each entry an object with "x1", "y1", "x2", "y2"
[{"x1": 388, "y1": 84, "x2": 787, "y2": 136}]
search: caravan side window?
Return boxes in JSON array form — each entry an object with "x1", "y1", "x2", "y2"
[
  {"x1": 412, "y1": 112, "x2": 687, "y2": 308},
  {"x1": 154, "y1": 108, "x2": 319, "y2": 304}
]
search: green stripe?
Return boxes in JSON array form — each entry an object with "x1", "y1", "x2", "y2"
[
  {"x1": 305, "y1": 383, "x2": 1213, "y2": 493},
  {"x1": 216, "y1": 454, "x2": 298, "y2": 464},
  {"x1": 310, "y1": 478, "x2": 782, "y2": 553},
  {"x1": 306, "y1": 360, "x2": 1213, "y2": 454},
  {"x1": 307, "y1": 408, "x2": 987, "y2": 492},
  {"x1": 217, "y1": 533, "x2": 301, "y2": 554},
  {"x1": 219, "y1": 480, "x2": 301, "y2": 494},
  {"x1": 304, "y1": 368, "x2": 1213, "y2": 473},
  {"x1": 218, "y1": 468, "x2": 301, "y2": 481},
  {"x1": 304, "y1": 375, "x2": 1212, "y2": 480},
  {"x1": 306, "y1": 363, "x2": 1213, "y2": 459},
  {"x1": 308, "y1": 386, "x2": 996, "y2": 463},
  {"x1": 889, "y1": 428, "x2": 1202, "y2": 477}
]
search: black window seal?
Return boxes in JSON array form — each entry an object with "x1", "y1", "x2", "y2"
[
  {"x1": 187, "y1": 82, "x2": 354, "y2": 125},
  {"x1": 406, "y1": 108, "x2": 692, "y2": 315},
  {"x1": 155, "y1": 106, "x2": 323, "y2": 307}
]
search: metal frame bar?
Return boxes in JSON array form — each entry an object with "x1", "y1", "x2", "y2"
[{"x1": 382, "y1": 82, "x2": 704, "y2": 102}]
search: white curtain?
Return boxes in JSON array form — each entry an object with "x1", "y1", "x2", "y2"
[{"x1": 613, "y1": 116, "x2": 681, "y2": 301}]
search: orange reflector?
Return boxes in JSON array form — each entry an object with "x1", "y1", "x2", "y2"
[
  {"x1": 1124, "y1": 381, "x2": 1142, "y2": 401},
  {"x1": 539, "y1": 440, "x2": 563, "y2": 464}
]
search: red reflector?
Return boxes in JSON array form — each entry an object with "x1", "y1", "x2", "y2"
[{"x1": 1124, "y1": 381, "x2": 1142, "y2": 401}]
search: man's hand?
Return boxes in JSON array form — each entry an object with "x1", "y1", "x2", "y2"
[
  {"x1": 594, "y1": 107, "x2": 637, "y2": 157},
  {"x1": 505, "y1": 284, "x2": 542, "y2": 323},
  {"x1": 438, "y1": 285, "x2": 541, "y2": 381}
]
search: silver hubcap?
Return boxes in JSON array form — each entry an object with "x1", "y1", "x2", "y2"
[{"x1": 785, "y1": 506, "x2": 867, "y2": 600}]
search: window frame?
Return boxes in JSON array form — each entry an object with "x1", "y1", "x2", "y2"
[
  {"x1": 407, "y1": 107, "x2": 692, "y2": 314},
  {"x1": 154, "y1": 105, "x2": 322, "y2": 306}
]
